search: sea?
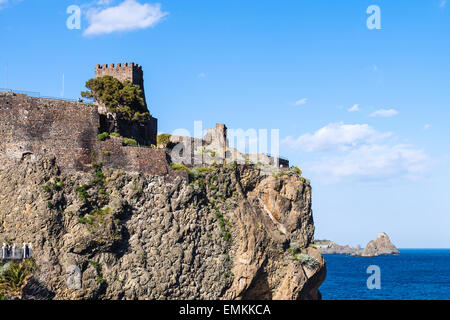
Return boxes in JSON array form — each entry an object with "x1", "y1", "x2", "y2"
[{"x1": 321, "y1": 249, "x2": 450, "y2": 300}]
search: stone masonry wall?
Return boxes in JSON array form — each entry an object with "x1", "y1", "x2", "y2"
[
  {"x1": 0, "y1": 93, "x2": 168, "y2": 176},
  {"x1": 0, "y1": 93, "x2": 98, "y2": 172},
  {"x1": 97, "y1": 137, "x2": 170, "y2": 175}
]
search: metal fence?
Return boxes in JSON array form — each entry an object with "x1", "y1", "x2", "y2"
[
  {"x1": 0, "y1": 88, "x2": 81, "y2": 102},
  {"x1": 1, "y1": 245, "x2": 32, "y2": 260}
]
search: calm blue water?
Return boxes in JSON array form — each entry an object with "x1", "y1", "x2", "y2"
[{"x1": 321, "y1": 249, "x2": 450, "y2": 300}]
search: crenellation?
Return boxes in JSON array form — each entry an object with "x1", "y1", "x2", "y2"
[{"x1": 94, "y1": 61, "x2": 145, "y2": 91}]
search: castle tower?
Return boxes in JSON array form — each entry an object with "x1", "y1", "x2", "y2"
[
  {"x1": 94, "y1": 63, "x2": 157, "y2": 146},
  {"x1": 95, "y1": 62, "x2": 147, "y2": 107}
]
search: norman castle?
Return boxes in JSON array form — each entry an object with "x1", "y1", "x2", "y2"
[{"x1": 0, "y1": 63, "x2": 288, "y2": 176}]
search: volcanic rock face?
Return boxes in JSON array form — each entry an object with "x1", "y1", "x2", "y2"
[
  {"x1": 0, "y1": 157, "x2": 325, "y2": 300},
  {"x1": 361, "y1": 233, "x2": 400, "y2": 257}
]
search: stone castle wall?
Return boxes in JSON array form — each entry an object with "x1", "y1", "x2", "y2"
[
  {"x1": 169, "y1": 124, "x2": 290, "y2": 169},
  {"x1": 97, "y1": 137, "x2": 170, "y2": 175},
  {"x1": 98, "y1": 115, "x2": 158, "y2": 146},
  {"x1": 0, "y1": 93, "x2": 98, "y2": 172},
  {"x1": 0, "y1": 92, "x2": 168, "y2": 175}
]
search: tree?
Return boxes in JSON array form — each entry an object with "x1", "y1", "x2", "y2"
[{"x1": 81, "y1": 76, "x2": 150, "y2": 121}]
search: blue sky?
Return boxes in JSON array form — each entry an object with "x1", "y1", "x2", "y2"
[{"x1": 1, "y1": 0, "x2": 449, "y2": 247}]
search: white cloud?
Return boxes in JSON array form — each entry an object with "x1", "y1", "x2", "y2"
[
  {"x1": 96, "y1": 0, "x2": 113, "y2": 5},
  {"x1": 424, "y1": 124, "x2": 431, "y2": 130},
  {"x1": 305, "y1": 143, "x2": 429, "y2": 184},
  {"x1": 0, "y1": 0, "x2": 22, "y2": 10},
  {"x1": 348, "y1": 104, "x2": 360, "y2": 112},
  {"x1": 369, "y1": 108, "x2": 399, "y2": 118},
  {"x1": 293, "y1": 98, "x2": 308, "y2": 106},
  {"x1": 84, "y1": 0, "x2": 168, "y2": 36},
  {"x1": 282, "y1": 123, "x2": 391, "y2": 152},
  {"x1": 283, "y1": 122, "x2": 429, "y2": 184},
  {"x1": 197, "y1": 72, "x2": 206, "y2": 78}
]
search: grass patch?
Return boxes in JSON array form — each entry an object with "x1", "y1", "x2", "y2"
[
  {"x1": 78, "y1": 207, "x2": 112, "y2": 226},
  {"x1": 170, "y1": 163, "x2": 194, "y2": 178},
  {"x1": 97, "y1": 132, "x2": 109, "y2": 141},
  {"x1": 88, "y1": 260, "x2": 105, "y2": 285},
  {"x1": 123, "y1": 138, "x2": 138, "y2": 147},
  {"x1": 91, "y1": 162, "x2": 105, "y2": 186},
  {"x1": 0, "y1": 259, "x2": 37, "y2": 298},
  {"x1": 157, "y1": 133, "x2": 175, "y2": 148},
  {"x1": 75, "y1": 185, "x2": 89, "y2": 204},
  {"x1": 292, "y1": 166, "x2": 303, "y2": 176},
  {"x1": 215, "y1": 209, "x2": 232, "y2": 242}
]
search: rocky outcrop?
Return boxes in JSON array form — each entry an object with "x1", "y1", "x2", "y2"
[
  {"x1": 316, "y1": 233, "x2": 399, "y2": 257},
  {"x1": 0, "y1": 157, "x2": 325, "y2": 300},
  {"x1": 361, "y1": 233, "x2": 400, "y2": 257},
  {"x1": 315, "y1": 241, "x2": 361, "y2": 256}
]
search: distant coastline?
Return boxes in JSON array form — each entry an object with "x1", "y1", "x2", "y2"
[{"x1": 315, "y1": 232, "x2": 400, "y2": 257}]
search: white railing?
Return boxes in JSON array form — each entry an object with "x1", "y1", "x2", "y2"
[{"x1": 1, "y1": 244, "x2": 32, "y2": 260}]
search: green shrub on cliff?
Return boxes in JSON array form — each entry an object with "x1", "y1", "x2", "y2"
[
  {"x1": 0, "y1": 259, "x2": 37, "y2": 298},
  {"x1": 92, "y1": 162, "x2": 106, "y2": 186},
  {"x1": 81, "y1": 76, "x2": 150, "y2": 121},
  {"x1": 75, "y1": 185, "x2": 89, "y2": 204},
  {"x1": 292, "y1": 166, "x2": 303, "y2": 177},
  {"x1": 157, "y1": 134, "x2": 175, "y2": 148},
  {"x1": 98, "y1": 132, "x2": 109, "y2": 141},
  {"x1": 123, "y1": 138, "x2": 138, "y2": 147},
  {"x1": 295, "y1": 253, "x2": 320, "y2": 269},
  {"x1": 170, "y1": 163, "x2": 194, "y2": 178}
]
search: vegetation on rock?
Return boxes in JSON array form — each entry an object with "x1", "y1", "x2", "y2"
[
  {"x1": 0, "y1": 157, "x2": 325, "y2": 300},
  {"x1": 122, "y1": 138, "x2": 138, "y2": 147},
  {"x1": 157, "y1": 134, "x2": 175, "y2": 149},
  {"x1": 81, "y1": 76, "x2": 150, "y2": 121},
  {"x1": 0, "y1": 259, "x2": 37, "y2": 299}
]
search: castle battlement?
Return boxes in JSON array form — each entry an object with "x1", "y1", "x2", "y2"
[
  {"x1": 94, "y1": 62, "x2": 145, "y2": 95},
  {"x1": 95, "y1": 62, "x2": 143, "y2": 71}
]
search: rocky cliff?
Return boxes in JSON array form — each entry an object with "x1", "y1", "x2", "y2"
[
  {"x1": 0, "y1": 156, "x2": 326, "y2": 300},
  {"x1": 361, "y1": 233, "x2": 400, "y2": 257}
]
